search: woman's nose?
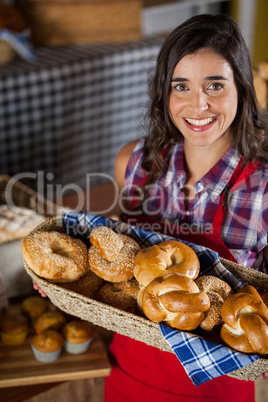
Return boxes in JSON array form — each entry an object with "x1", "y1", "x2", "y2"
[{"x1": 189, "y1": 91, "x2": 209, "y2": 114}]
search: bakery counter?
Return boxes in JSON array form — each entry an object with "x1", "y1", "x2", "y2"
[
  {"x1": 0, "y1": 329, "x2": 111, "y2": 388},
  {"x1": 0, "y1": 300, "x2": 112, "y2": 401}
]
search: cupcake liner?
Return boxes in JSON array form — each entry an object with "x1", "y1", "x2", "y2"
[
  {"x1": 64, "y1": 338, "x2": 92, "y2": 355},
  {"x1": 1, "y1": 329, "x2": 28, "y2": 345},
  {"x1": 31, "y1": 344, "x2": 62, "y2": 362}
]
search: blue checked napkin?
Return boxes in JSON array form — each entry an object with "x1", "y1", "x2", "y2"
[
  {"x1": 63, "y1": 211, "x2": 260, "y2": 386},
  {"x1": 0, "y1": 29, "x2": 35, "y2": 62}
]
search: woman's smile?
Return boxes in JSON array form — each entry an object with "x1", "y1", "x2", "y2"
[{"x1": 183, "y1": 116, "x2": 219, "y2": 131}]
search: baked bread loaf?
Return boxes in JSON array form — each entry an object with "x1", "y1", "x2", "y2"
[
  {"x1": 0, "y1": 205, "x2": 44, "y2": 245},
  {"x1": 253, "y1": 70, "x2": 267, "y2": 110},
  {"x1": 88, "y1": 226, "x2": 140, "y2": 282},
  {"x1": 59, "y1": 269, "x2": 104, "y2": 298},
  {"x1": 220, "y1": 285, "x2": 268, "y2": 355},
  {"x1": 134, "y1": 240, "x2": 200, "y2": 287},
  {"x1": 195, "y1": 275, "x2": 232, "y2": 331},
  {"x1": 22, "y1": 231, "x2": 88, "y2": 282},
  {"x1": 138, "y1": 272, "x2": 210, "y2": 331},
  {"x1": 96, "y1": 279, "x2": 140, "y2": 314},
  {"x1": 258, "y1": 62, "x2": 268, "y2": 80}
]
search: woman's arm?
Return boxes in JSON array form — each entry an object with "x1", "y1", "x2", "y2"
[{"x1": 115, "y1": 140, "x2": 138, "y2": 190}]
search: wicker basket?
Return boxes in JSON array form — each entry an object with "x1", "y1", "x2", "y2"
[
  {"x1": 20, "y1": 0, "x2": 142, "y2": 47},
  {"x1": 22, "y1": 216, "x2": 268, "y2": 381},
  {"x1": 0, "y1": 174, "x2": 58, "y2": 217}
]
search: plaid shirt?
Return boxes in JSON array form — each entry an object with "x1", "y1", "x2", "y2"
[{"x1": 124, "y1": 138, "x2": 268, "y2": 271}]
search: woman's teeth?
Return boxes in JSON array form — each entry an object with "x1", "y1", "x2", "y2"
[{"x1": 185, "y1": 117, "x2": 215, "y2": 126}]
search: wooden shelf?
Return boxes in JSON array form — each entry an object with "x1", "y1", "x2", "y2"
[
  {"x1": 0, "y1": 302, "x2": 111, "y2": 389},
  {"x1": 0, "y1": 331, "x2": 111, "y2": 388}
]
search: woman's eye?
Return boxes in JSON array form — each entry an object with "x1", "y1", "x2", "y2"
[
  {"x1": 175, "y1": 83, "x2": 188, "y2": 91},
  {"x1": 208, "y1": 82, "x2": 223, "y2": 90}
]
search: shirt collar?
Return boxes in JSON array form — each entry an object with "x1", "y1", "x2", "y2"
[{"x1": 163, "y1": 141, "x2": 241, "y2": 201}]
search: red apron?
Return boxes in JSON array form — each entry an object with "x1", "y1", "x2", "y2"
[{"x1": 104, "y1": 158, "x2": 259, "y2": 402}]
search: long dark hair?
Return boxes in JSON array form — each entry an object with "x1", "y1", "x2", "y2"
[{"x1": 142, "y1": 13, "x2": 268, "y2": 183}]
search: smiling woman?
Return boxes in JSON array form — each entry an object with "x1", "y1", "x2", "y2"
[{"x1": 105, "y1": 13, "x2": 268, "y2": 402}]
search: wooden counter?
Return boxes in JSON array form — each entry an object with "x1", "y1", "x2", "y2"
[
  {"x1": 0, "y1": 302, "x2": 111, "y2": 390},
  {"x1": 0, "y1": 331, "x2": 111, "y2": 388}
]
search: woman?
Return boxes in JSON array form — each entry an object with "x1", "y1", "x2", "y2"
[{"x1": 104, "y1": 14, "x2": 268, "y2": 402}]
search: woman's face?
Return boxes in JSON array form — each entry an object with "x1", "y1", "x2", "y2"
[{"x1": 168, "y1": 48, "x2": 238, "y2": 150}]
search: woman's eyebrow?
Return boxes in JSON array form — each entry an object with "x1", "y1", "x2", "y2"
[
  {"x1": 171, "y1": 75, "x2": 229, "y2": 82},
  {"x1": 171, "y1": 77, "x2": 188, "y2": 82},
  {"x1": 205, "y1": 75, "x2": 228, "y2": 80}
]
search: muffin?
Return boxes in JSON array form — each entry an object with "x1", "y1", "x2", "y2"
[
  {"x1": 62, "y1": 320, "x2": 93, "y2": 354},
  {"x1": 34, "y1": 310, "x2": 66, "y2": 334},
  {"x1": 21, "y1": 296, "x2": 48, "y2": 325},
  {"x1": 31, "y1": 329, "x2": 64, "y2": 362},
  {"x1": 1, "y1": 313, "x2": 29, "y2": 345}
]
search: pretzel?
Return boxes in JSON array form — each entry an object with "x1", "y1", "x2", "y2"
[
  {"x1": 195, "y1": 275, "x2": 233, "y2": 331},
  {"x1": 220, "y1": 285, "x2": 268, "y2": 355},
  {"x1": 137, "y1": 272, "x2": 210, "y2": 331},
  {"x1": 134, "y1": 240, "x2": 200, "y2": 287}
]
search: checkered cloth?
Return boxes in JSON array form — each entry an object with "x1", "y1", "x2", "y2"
[
  {"x1": 0, "y1": 38, "x2": 162, "y2": 191},
  {"x1": 63, "y1": 211, "x2": 260, "y2": 386}
]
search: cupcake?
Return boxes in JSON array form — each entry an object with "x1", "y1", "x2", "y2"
[
  {"x1": 31, "y1": 329, "x2": 64, "y2": 362},
  {"x1": 34, "y1": 310, "x2": 66, "y2": 334},
  {"x1": 1, "y1": 313, "x2": 29, "y2": 345},
  {"x1": 62, "y1": 320, "x2": 93, "y2": 354},
  {"x1": 21, "y1": 296, "x2": 48, "y2": 325}
]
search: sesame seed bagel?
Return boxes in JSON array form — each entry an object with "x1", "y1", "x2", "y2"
[
  {"x1": 22, "y1": 231, "x2": 88, "y2": 282},
  {"x1": 88, "y1": 231, "x2": 140, "y2": 282}
]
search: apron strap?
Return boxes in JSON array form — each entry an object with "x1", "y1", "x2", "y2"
[{"x1": 212, "y1": 158, "x2": 260, "y2": 235}]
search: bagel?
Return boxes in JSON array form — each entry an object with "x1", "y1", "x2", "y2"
[
  {"x1": 134, "y1": 240, "x2": 200, "y2": 287},
  {"x1": 22, "y1": 231, "x2": 88, "y2": 282},
  {"x1": 96, "y1": 279, "x2": 140, "y2": 314},
  {"x1": 88, "y1": 227, "x2": 140, "y2": 282},
  {"x1": 195, "y1": 275, "x2": 233, "y2": 331},
  {"x1": 90, "y1": 226, "x2": 124, "y2": 262},
  {"x1": 138, "y1": 272, "x2": 210, "y2": 331},
  {"x1": 220, "y1": 285, "x2": 268, "y2": 355}
]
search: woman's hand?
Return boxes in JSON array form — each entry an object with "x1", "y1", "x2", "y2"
[
  {"x1": 259, "y1": 371, "x2": 268, "y2": 380},
  {"x1": 33, "y1": 281, "x2": 47, "y2": 298}
]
